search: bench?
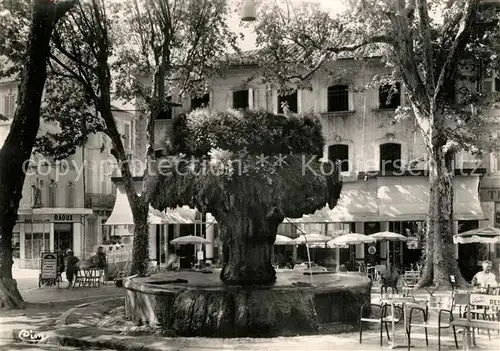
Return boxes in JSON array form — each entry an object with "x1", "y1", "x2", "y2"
[
  {"x1": 451, "y1": 319, "x2": 500, "y2": 331},
  {"x1": 452, "y1": 293, "x2": 500, "y2": 350}
]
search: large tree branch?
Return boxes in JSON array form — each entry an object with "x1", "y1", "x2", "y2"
[
  {"x1": 416, "y1": 0, "x2": 435, "y2": 100},
  {"x1": 55, "y1": 0, "x2": 78, "y2": 22},
  {"x1": 286, "y1": 36, "x2": 392, "y2": 81},
  {"x1": 433, "y1": 0, "x2": 479, "y2": 102}
]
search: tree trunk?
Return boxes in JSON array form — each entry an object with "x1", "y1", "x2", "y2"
[
  {"x1": 0, "y1": 0, "x2": 73, "y2": 309},
  {"x1": 220, "y1": 207, "x2": 284, "y2": 285},
  {"x1": 417, "y1": 142, "x2": 467, "y2": 289},
  {"x1": 130, "y1": 199, "x2": 150, "y2": 276}
]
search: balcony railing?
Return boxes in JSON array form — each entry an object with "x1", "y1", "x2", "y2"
[{"x1": 84, "y1": 193, "x2": 116, "y2": 209}]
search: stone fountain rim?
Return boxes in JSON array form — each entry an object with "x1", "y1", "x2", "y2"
[{"x1": 124, "y1": 272, "x2": 371, "y2": 296}]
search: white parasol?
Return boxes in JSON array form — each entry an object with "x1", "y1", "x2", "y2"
[
  {"x1": 171, "y1": 235, "x2": 211, "y2": 245},
  {"x1": 274, "y1": 235, "x2": 296, "y2": 245},
  {"x1": 453, "y1": 226, "x2": 500, "y2": 244},
  {"x1": 294, "y1": 233, "x2": 331, "y2": 244},
  {"x1": 371, "y1": 231, "x2": 408, "y2": 268},
  {"x1": 327, "y1": 233, "x2": 376, "y2": 247}
]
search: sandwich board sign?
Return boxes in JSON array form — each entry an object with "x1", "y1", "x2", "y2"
[{"x1": 41, "y1": 252, "x2": 58, "y2": 279}]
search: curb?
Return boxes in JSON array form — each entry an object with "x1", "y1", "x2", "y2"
[
  {"x1": 2, "y1": 297, "x2": 125, "y2": 347},
  {"x1": 55, "y1": 297, "x2": 124, "y2": 327},
  {"x1": 46, "y1": 334, "x2": 162, "y2": 351}
]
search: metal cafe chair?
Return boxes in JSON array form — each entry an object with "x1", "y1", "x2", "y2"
[{"x1": 359, "y1": 298, "x2": 404, "y2": 346}]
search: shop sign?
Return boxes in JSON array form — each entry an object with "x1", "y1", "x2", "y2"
[
  {"x1": 368, "y1": 245, "x2": 376, "y2": 255},
  {"x1": 480, "y1": 189, "x2": 500, "y2": 202},
  {"x1": 41, "y1": 252, "x2": 58, "y2": 279},
  {"x1": 54, "y1": 214, "x2": 73, "y2": 222}
]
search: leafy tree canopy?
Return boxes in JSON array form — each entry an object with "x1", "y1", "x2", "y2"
[
  {"x1": 152, "y1": 109, "x2": 340, "y2": 220},
  {"x1": 245, "y1": 0, "x2": 500, "y2": 154},
  {"x1": 0, "y1": 0, "x2": 238, "y2": 160}
]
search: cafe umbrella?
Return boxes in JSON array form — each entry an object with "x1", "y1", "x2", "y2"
[
  {"x1": 370, "y1": 231, "x2": 408, "y2": 268},
  {"x1": 327, "y1": 233, "x2": 376, "y2": 272},
  {"x1": 453, "y1": 226, "x2": 500, "y2": 259}
]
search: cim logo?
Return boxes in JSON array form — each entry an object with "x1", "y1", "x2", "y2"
[{"x1": 54, "y1": 214, "x2": 73, "y2": 221}]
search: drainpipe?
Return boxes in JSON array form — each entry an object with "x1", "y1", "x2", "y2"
[{"x1": 82, "y1": 145, "x2": 87, "y2": 258}]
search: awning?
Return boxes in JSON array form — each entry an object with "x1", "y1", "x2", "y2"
[
  {"x1": 324, "y1": 180, "x2": 379, "y2": 221},
  {"x1": 105, "y1": 181, "x2": 197, "y2": 225},
  {"x1": 377, "y1": 175, "x2": 484, "y2": 221},
  {"x1": 285, "y1": 175, "x2": 484, "y2": 223},
  {"x1": 285, "y1": 179, "x2": 379, "y2": 223}
]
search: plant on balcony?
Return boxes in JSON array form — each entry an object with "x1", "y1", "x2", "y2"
[
  {"x1": 251, "y1": 0, "x2": 500, "y2": 289},
  {"x1": 0, "y1": 0, "x2": 76, "y2": 309},
  {"x1": 153, "y1": 109, "x2": 341, "y2": 285}
]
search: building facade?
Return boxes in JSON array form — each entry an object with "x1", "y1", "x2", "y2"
[
  {"x1": 152, "y1": 58, "x2": 496, "y2": 271},
  {"x1": 104, "y1": 53, "x2": 499, "y2": 273},
  {"x1": 1, "y1": 77, "x2": 135, "y2": 268}
]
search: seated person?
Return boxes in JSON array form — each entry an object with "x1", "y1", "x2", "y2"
[
  {"x1": 472, "y1": 260, "x2": 498, "y2": 288},
  {"x1": 91, "y1": 246, "x2": 107, "y2": 270}
]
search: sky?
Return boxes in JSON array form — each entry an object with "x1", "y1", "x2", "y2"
[{"x1": 227, "y1": 0, "x2": 347, "y2": 51}]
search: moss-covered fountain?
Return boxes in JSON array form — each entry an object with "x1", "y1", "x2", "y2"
[{"x1": 124, "y1": 109, "x2": 371, "y2": 337}]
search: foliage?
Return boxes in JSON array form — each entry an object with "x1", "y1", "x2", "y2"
[
  {"x1": 152, "y1": 109, "x2": 340, "y2": 220},
  {"x1": 35, "y1": 78, "x2": 104, "y2": 159},
  {"x1": 173, "y1": 108, "x2": 324, "y2": 157},
  {"x1": 111, "y1": 0, "x2": 239, "y2": 105},
  {"x1": 251, "y1": 0, "x2": 500, "y2": 154},
  {"x1": 0, "y1": 0, "x2": 238, "y2": 161}
]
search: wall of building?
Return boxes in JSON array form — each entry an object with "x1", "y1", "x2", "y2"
[
  {"x1": 2, "y1": 79, "x2": 138, "y2": 267},
  {"x1": 165, "y1": 59, "x2": 486, "y2": 174}
]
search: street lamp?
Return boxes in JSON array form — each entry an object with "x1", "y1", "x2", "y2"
[{"x1": 240, "y1": 0, "x2": 257, "y2": 22}]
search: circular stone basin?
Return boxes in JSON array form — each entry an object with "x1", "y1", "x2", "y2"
[{"x1": 124, "y1": 270, "x2": 371, "y2": 338}]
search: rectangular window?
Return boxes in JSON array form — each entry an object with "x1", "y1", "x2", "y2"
[
  {"x1": 328, "y1": 144, "x2": 349, "y2": 172},
  {"x1": 327, "y1": 85, "x2": 349, "y2": 112},
  {"x1": 379, "y1": 83, "x2": 401, "y2": 109},
  {"x1": 191, "y1": 93, "x2": 210, "y2": 110},
  {"x1": 278, "y1": 91, "x2": 298, "y2": 113},
  {"x1": 482, "y1": 70, "x2": 500, "y2": 93},
  {"x1": 233, "y1": 90, "x2": 249, "y2": 109},
  {"x1": 380, "y1": 143, "x2": 402, "y2": 173},
  {"x1": 3, "y1": 94, "x2": 16, "y2": 118},
  {"x1": 156, "y1": 106, "x2": 172, "y2": 120},
  {"x1": 24, "y1": 232, "x2": 50, "y2": 260}
]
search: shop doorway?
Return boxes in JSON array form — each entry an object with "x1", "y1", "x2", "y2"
[
  {"x1": 54, "y1": 223, "x2": 73, "y2": 253},
  {"x1": 457, "y1": 220, "x2": 480, "y2": 282}
]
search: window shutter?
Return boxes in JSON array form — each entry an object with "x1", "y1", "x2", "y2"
[
  {"x1": 297, "y1": 89, "x2": 302, "y2": 113},
  {"x1": 272, "y1": 90, "x2": 278, "y2": 114},
  {"x1": 248, "y1": 88, "x2": 254, "y2": 109},
  {"x1": 483, "y1": 80, "x2": 493, "y2": 93},
  {"x1": 3, "y1": 95, "x2": 9, "y2": 118}
]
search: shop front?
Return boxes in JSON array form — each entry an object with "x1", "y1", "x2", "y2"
[
  {"x1": 105, "y1": 178, "x2": 218, "y2": 268},
  {"x1": 285, "y1": 174, "x2": 485, "y2": 270},
  {"x1": 17, "y1": 208, "x2": 92, "y2": 269}
]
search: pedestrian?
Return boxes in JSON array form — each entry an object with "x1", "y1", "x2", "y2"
[
  {"x1": 471, "y1": 260, "x2": 498, "y2": 289},
  {"x1": 65, "y1": 249, "x2": 79, "y2": 288},
  {"x1": 92, "y1": 246, "x2": 107, "y2": 270}
]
